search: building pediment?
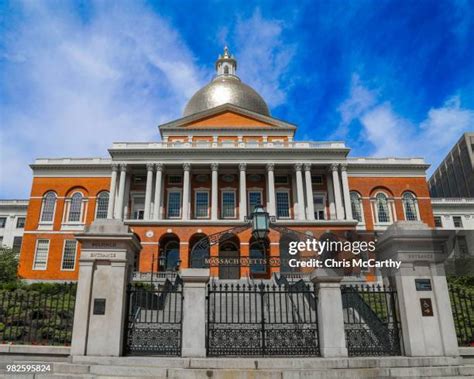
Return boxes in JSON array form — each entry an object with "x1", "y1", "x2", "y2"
[{"x1": 158, "y1": 103, "x2": 296, "y2": 137}]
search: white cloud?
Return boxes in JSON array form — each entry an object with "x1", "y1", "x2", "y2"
[
  {"x1": 233, "y1": 10, "x2": 295, "y2": 108},
  {"x1": 338, "y1": 77, "x2": 474, "y2": 172},
  {"x1": 0, "y1": 1, "x2": 204, "y2": 198}
]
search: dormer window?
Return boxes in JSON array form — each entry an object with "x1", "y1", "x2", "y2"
[{"x1": 224, "y1": 65, "x2": 229, "y2": 75}]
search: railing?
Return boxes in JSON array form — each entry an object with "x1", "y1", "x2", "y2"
[
  {"x1": 448, "y1": 284, "x2": 474, "y2": 346},
  {"x1": 0, "y1": 283, "x2": 77, "y2": 346},
  {"x1": 111, "y1": 141, "x2": 347, "y2": 150},
  {"x1": 131, "y1": 271, "x2": 178, "y2": 282},
  {"x1": 341, "y1": 284, "x2": 402, "y2": 356}
]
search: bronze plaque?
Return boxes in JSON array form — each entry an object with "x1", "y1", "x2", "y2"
[
  {"x1": 93, "y1": 298, "x2": 106, "y2": 315},
  {"x1": 420, "y1": 298, "x2": 433, "y2": 317}
]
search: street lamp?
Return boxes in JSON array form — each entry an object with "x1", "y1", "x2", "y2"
[{"x1": 251, "y1": 204, "x2": 270, "y2": 241}]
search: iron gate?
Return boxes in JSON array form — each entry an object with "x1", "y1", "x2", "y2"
[
  {"x1": 124, "y1": 278, "x2": 183, "y2": 356},
  {"x1": 206, "y1": 281, "x2": 319, "y2": 356},
  {"x1": 449, "y1": 284, "x2": 474, "y2": 347},
  {"x1": 341, "y1": 284, "x2": 402, "y2": 356}
]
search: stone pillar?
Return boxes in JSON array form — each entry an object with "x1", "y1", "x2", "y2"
[
  {"x1": 294, "y1": 163, "x2": 306, "y2": 220},
  {"x1": 107, "y1": 164, "x2": 118, "y2": 219},
  {"x1": 211, "y1": 163, "x2": 219, "y2": 221},
  {"x1": 266, "y1": 163, "x2": 276, "y2": 216},
  {"x1": 153, "y1": 163, "x2": 163, "y2": 220},
  {"x1": 143, "y1": 163, "x2": 154, "y2": 220},
  {"x1": 304, "y1": 163, "x2": 315, "y2": 220},
  {"x1": 71, "y1": 219, "x2": 141, "y2": 357},
  {"x1": 311, "y1": 271, "x2": 348, "y2": 357},
  {"x1": 180, "y1": 268, "x2": 210, "y2": 357},
  {"x1": 182, "y1": 163, "x2": 191, "y2": 220},
  {"x1": 331, "y1": 164, "x2": 344, "y2": 220},
  {"x1": 340, "y1": 164, "x2": 353, "y2": 220},
  {"x1": 377, "y1": 222, "x2": 459, "y2": 357},
  {"x1": 239, "y1": 163, "x2": 247, "y2": 220},
  {"x1": 116, "y1": 164, "x2": 127, "y2": 220},
  {"x1": 326, "y1": 170, "x2": 336, "y2": 220}
]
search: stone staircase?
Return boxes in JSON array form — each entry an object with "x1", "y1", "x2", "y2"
[{"x1": 1, "y1": 355, "x2": 473, "y2": 378}]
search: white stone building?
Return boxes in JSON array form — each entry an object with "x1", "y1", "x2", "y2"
[{"x1": 0, "y1": 199, "x2": 28, "y2": 251}]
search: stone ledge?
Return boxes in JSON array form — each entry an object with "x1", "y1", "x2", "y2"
[
  {"x1": 460, "y1": 346, "x2": 474, "y2": 357},
  {"x1": 0, "y1": 344, "x2": 70, "y2": 356}
]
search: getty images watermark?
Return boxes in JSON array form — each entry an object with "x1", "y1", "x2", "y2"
[{"x1": 287, "y1": 239, "x2": 402, "y2": 270}]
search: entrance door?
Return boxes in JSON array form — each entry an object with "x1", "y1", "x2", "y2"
[{"x1": 219, "y1": 242, "x2": 240, "y2": 279}]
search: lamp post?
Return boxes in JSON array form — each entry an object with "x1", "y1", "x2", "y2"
[{"x1": 251, "y1": 204, "x2": 270, "y2": 241}]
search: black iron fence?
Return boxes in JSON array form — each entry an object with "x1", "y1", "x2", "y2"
[
  {"x1": 206, "y1": 281, "x2": 319, "y2": 357},
  {"x1": 341, "y1": 284, "x2": 402, "y2": 356},
  {"x1": 448, "y1": 284, "x2": 474, "y2": 347},
  {"x1": 124, "y1": 277, "x2": 183, "y2": 356},
  {"x1": 0, "y1": 283, "x2": 76, "y2": 345}
]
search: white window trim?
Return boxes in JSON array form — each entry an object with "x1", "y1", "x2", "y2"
[
  {"x1": 194, "y1": 188, "x2": 210, "y2": 219},
  {"x1": 247, "y1": 188, "x2": 263, "y2": 215},
  {"x1": 313, "y1": 191, "x2": 327, "y2": 220},
  {"x1": 63, "y1": 191, "x2": 88, "y2": 227},
  {"x1": 453, "y1": 216, "x2": 464, "y2": 228},
  {"x1": 401, "y1": 192, "x2": 420, "y2": 222},
  {"x1": 275, "y1": 188, "x2": 291, "y2": 219},
  {"x1": 32, "y1": 239, "x2": 50, "y2": 271},
  {"x1": 60, "y1": 239, "x2": 77, "y2": 271},
  {"x1": 167, "y1": 188, "x2": 182, "y2": 219},
  {"x1": 39, "y1": 192, "x2": 57, "y2": 228},
  {"x1": 221, "y1": 188, "x2": 237, "y2": 219},
  {"x1": 350, "y1": 192, "x2": 366, "y2": 227},
  {"x1": 95, "y1": 191, "x2": 109, "y2": 220},
  {"x1": 371, "y1": 192, "x2": 394, "y2": 227}
]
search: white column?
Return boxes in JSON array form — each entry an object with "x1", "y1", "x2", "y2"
[
  {"x1": 116, "y1": 164, "x2": 127, "y2": 220},
  {"x1": 266, "y1": 163, "x2": 276, "y2": 216},
  {"x1": 326, "y1": 170, "x2": 336, "y2": 220},
  {"x1": 153, "y1": 163, "x2": 163, "y2": 220},
  {"x1": 211, "y1": 163, "x2": 219, "y2": 221},
  {"x1": 331, "y1": 164, "x2": 344, "y2": 220},
  {"x1": 107, "y1": 164, "x2": 118, "y2": 219},
  {"x1": 295, "y1": 163, "x2": 306, "y2": 220},
  {"x1": 340, "y1": 163, "x2": 353, "y2": 220},
  {"x1": 144, "y1": 163, "x2": 154, "y2": 220},
  {"x1": 304, "y1": 163, "x2": 315, "y2": 220},
  {"x1": 239, "y1": 163, "x2": 247, "y2": 220},
  {"x1": 182, "y1": 163, "x2": 191, "y2": 220}
]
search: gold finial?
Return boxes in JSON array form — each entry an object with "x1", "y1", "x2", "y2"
[{"x1": 223, "y1": 45, "x2": 230, "y2": 58}]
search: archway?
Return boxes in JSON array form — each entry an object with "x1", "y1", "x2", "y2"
[
  {"x1": 189, "y1": 233, "x2": 210, "y2": 268},
  {"x1": 158, "y1": 234, "x2": 180, "y2": 272},
  {"x1": 249, "y1": 237, "x2": 270, "y2": 278},
  {"x1": 218, "y1": 234, "x2": 240, "y2": 279}
]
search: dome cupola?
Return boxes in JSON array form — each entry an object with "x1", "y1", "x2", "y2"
[{"x1": 183, "y1": 47, "x2": 270, "y2": 117}]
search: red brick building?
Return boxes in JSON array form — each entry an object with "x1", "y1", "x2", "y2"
[{"x1": 18, "y1": 48, "x2": 434, "y2": 281}]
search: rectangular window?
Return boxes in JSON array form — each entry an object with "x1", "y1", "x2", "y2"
[
  {"x1": 276, "y1": 191, "x2": 290, "y2": 218},
  {"x1": 167, "y1": 191, "x2": 181, "y2": 218},
  {"x1": 434, "y1": 216, "x2": 443, "y2": 227},
  {"x1": 33, "y1": 239, "x2": 50, "y2": 270},
  {"x1": 0, "y1": 217, "x2": 6, "y2": 228},
  {"x1": 16, "y1": 217, "x2": 25, "y2": 228},
  {"x1": 61, "y1": 240, "x2": 77, "y2": 270},
  {"x1": 248, "y1": 191, "x2": 262, "y2": 215},
  {"x1": 275, "y1": 175, "x2": 289, "y2": 185},
  {"x1": 222, "y1": 191, "x2": 236, "y2": 218},
  {"x1": 131, "y1": 196, "x2": 144, "y2": 220},
  {"x1": 453, "y1": 216, "x2": 463, "y2": 228},
  {"x1": 313, "y1": 193, "x2": 326, "y2": 220},
  {"x1": 311, "y1": 175, "x2": 323, "y2": 185},
  {"x1": 168, "y1": 175, "x2": 182, "y2": 184},
  {"x1": 133, "y1": 210, "x2": 144, "y2": 220},
  {"x1": 12, "y1": 237, "x2": 22, "y2": 252},
  {"x1": 195, "y1": 191, "x2": 209, "y2": 218}
]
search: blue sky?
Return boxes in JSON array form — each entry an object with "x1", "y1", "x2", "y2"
[{"x1": 1, "y1": 0, "x2": 473, "y2": 198}]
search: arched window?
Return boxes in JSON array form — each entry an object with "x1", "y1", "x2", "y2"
[
  {"x1": 160, "y1": 241, "x2": 180, "y2": 271},
  {"x1": 350, "y1": 192, "x2": 363, "y2": 222},
  {"x1": 250, "y1": 240, "x2": 267, "y2": 275},
  {"x1": 402, "y1": 192, "x2": 418, "y2": 221},
  {"x1": 95, "y1": 192, "x2": 109, "y2": 219},
  {"x1": 375, "y1": 193, "x2": 390, "y2": 223},
  {"x1": 40, "y1": 192, "x2": 57, "y2": 223},
  {"x1": 68, "y1": 193, "x2": 83, "y2": 222},
  {"x1": 223, "y1": 65, "x2": 229, "y2": 74}
]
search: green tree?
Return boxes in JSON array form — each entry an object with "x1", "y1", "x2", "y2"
[{"x1": 0, "y1": 247, "x2": 19, "y2": 284}]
